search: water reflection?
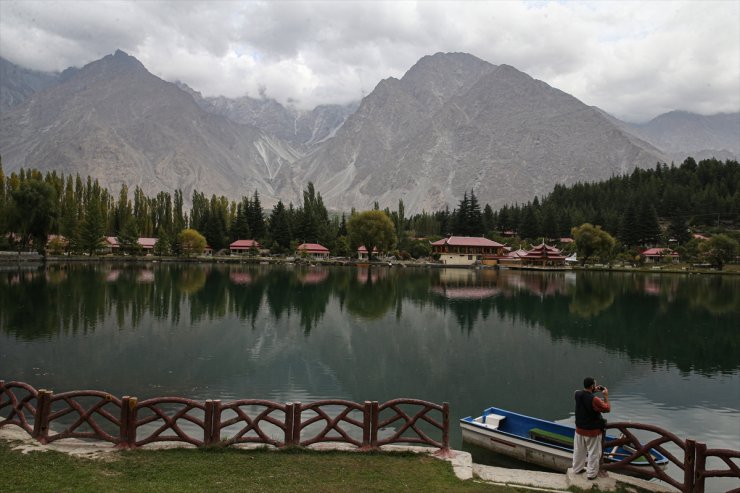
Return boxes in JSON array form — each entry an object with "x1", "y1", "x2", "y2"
[{"x1": 1, "y1": 264, "x2": 738, "y2": 375}]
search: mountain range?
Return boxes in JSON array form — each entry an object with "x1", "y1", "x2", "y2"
[{"x1": 1, "y1": 51, "x2": 737, "y2": 212}]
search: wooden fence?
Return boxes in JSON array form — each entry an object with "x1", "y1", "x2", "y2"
[
  {"x1": 602, "y1": 422, "x2": 739, "y2": 493},
  {"x1": 2, "y1": 381, "x2": 737, "y2": 491},
  {"x1": 0, "y1": 381, "x2": 449, "y2": 453}
]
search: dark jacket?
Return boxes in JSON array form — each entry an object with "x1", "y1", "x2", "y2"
[{"x1": 575, "y1": 389, "x2": 604, "y2": 430}]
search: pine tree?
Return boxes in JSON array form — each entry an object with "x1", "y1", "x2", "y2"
[
  {"x1": 118, "y1": 216, "x2": 140, "y2": 255},
  {"x1": 467, "y1": 190, "x2": 484, "y2": 236},
  {"x1": 637, "y1": 200, "x2": 661, "y2": 246},
  {"x1": 619, "y1": 203, "x2": 640, "y2": 247},
  {"x1": 668, "y1": 215, "x2": 691, "y2": 245},
  {"x1": 79, "y1": 195, "x2": 105, "y2": 255},
  {"x1": 268, "y1": 200, "x2": 291, "y2": 253},
  {"x1": 453, "y1": 192, "x2": 469, "y2": 235},
  {"x1": 518, "y1": 204, "x2": 541, "y2": 240}
]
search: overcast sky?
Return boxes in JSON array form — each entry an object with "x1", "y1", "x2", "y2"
[{"x1": 1, "y1": 0, "x2": 738, "y2": 123}]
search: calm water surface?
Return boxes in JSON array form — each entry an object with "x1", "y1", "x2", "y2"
[{"x1": 2, "y1": 263, "x2": 738, "y2": 484}]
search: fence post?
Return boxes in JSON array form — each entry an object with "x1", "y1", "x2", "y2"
[
  {"x1": 442, "y1": 402, "x2": 450, "y2": 451},
  {"x1": 122, "y1": 396, "x2": 138, "y2": 448},
  {"x1": 695, "y1": 441, "x2": 707, "y2": 493},
  {"x1": 685, "y1": 438, "x2": 696, "y2": 493},
  {"x1": 32, "y1": 389, "x2": 52, "y2": 444},
  {"x1": 209, "y1": 400, "x2": 221, "y2": 446},
  {"x1": 361, "y1": 401, "x2": 372, "y2": 448},
  {"x1": 284, "y1": 403, "x2": 294, "y2": 447},
  {"x1": 291, "y1": 402, "x2": 302, "y2": 447},
  {"x1": 204, "y1": 400, "x2": 214, "y2": 446},
  {"x1": 119, "y1": 396, "x2": 131, "y2": 448},
  {"x1": 371, "y1": 401, "x2": 379, "y2": 449}
]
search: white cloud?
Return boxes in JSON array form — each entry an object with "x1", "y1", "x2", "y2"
[{"x1": 0, "y1": 0, "x2": 737, "y2": 122}]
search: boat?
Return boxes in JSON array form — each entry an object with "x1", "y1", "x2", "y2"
[{"x1": 460, "y1": 406, "x2": 668, "y2": 477}]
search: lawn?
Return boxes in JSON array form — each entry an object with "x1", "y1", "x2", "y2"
[{"x1": 2, "y1": 441, "x2": 533, "y2": 493}]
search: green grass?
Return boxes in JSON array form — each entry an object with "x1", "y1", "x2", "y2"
[{"x1": 1, "y1": 441, "x2": 533, "y2": 493}]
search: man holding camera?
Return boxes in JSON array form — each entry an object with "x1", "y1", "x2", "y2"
[{"x1": 572, "y1": 377, "x2": 611, "y2": 480}]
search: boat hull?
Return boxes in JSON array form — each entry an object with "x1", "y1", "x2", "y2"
[{"x1": 461, "y1": 421, "x2": 572, "y2": 472}]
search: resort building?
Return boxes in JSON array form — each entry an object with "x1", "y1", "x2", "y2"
[
  {"x1": 641, "y1": 247, "x2": 680, "y2": 263},
  {"x1": 521, "y1": 243, "x2": 566, "y2": 267},
  {"x1": 138, "y1": 237, "x2": 157, "y2": 254},
  {"x1": 230, "y1": 239, "x2": 261, "y2": 255},
  {"x1": 296, "y1": 243, "x2": 330, "y2": 259},
  {"x1": 357, "y1": 245, "x2": 379, "y2": 260},
  {"x1": 431, "y1": 236, "x2": 506, "y2": 266}
]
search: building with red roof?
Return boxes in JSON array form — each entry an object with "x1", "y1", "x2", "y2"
[
  {"x1": 641, "y1": 247, "x2": 680, "y2": 263},
  {"x1": 521, "y1": 243, "x2": 566, "y2": 267},
  {"x1": 431, "y1": 236, "x2": 506, "y2": 265},
  {"x1": 296, "y1": 243, "x2": 330, "y2": 259},
  {"x1": 357, "y1": 245, "x2": 379, "y2": 260},
  {"x1": 137, "y1": 237, "x2": 157, "y2": 253},
  {"x1": 230, "y1": 239, "x2": 261, "y2": 255}
]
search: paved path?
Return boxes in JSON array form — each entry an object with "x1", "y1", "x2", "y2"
[{"x1": 0, "y1": 427, "x2": 674, "y2": 492}]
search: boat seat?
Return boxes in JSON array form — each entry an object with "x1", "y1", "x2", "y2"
[{"x1": 529, "y1": 428, "x2": 574, "y2": 448}]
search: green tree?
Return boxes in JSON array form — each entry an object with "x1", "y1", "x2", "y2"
[
  {"x1": 699, "y1": 234, "x2": 738, "y2": 270},
  {"x1": 78, "y1": 195, "x2": 105, "y2": 255},
  {"x1": 178, "y1": 228, "x2": 207, "y2": 257},
  {"x1": 9, "y1": 178, "x2": 57, "y2": 253},
  {"x1": 667, "y1": 215, "x2": 691, "y2": 245},
  {"x1": 347, "y1": 210, "x2": 397, "y2": 261},
  {"x1": 153, "y1": 233, "x2": 170, "y2": 256},
  {"x1": 518, "y1": 204, "x2": 541, "y2": 240},
  {"x1": 268, "y1": 200, "x2": 291, "y2": 253},
  {"x1": 619, "y1": 202, "x2": 640, "y2": 247},
  {"x1": 572, "y1": 223, "x2": 616, "y2": 265},
  {"x1": 117, "y1": 216, "x2": 140, "y2": 255}
]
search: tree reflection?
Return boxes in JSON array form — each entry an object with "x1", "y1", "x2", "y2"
[
  {"x1": 345, "y1": 266, "x2": 396, "y2": 320},
  {"x1": 1, "y1": 264, "x2": 737, "y2": 373}
]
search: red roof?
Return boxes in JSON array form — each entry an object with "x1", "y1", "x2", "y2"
[
  {"x1": 297, "y1": 243, "x2": 329, "y2": 253},
  {"x1": 357, "y1": 245, "x2": 379, "y2": 253},
  {"x1": 138, "y1": 237, "x2": 157, "y2": 248},
  {"x1": 641, "y1": 248, "x2": 678, "y2": 256},
  {"x1": 431, "y1": 236, "x2": 505, "y2": 248},
  {"x1": 230, "y1": 239, "x2": 261, "y2": 249},
  {"x1": 523, "y1": 243, "x2": 565, "y2": 259}
]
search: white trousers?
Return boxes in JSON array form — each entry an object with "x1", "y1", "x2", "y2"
[{"x1": 572, "y1": 432, "x2": 602, "y2": 478}]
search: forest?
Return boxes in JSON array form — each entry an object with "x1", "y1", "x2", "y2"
[{"x1": 0, "y1": 157, "x2": 737, "y2": 259}]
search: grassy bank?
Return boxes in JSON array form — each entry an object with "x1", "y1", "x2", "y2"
[{"x1": 2, "y1": 442, "x2": 529, "y2": 493}]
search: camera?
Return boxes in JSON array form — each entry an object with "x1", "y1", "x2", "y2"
[{"x1": 596, "y1": 385, "x2": 605, "y2": 392}]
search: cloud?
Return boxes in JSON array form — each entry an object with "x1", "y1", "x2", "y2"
[{"x1": 0, "y1": 0, "x2": 737, "y2": 122}]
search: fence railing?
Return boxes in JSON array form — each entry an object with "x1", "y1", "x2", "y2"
[
  {"x1": 603, "y1": 422, "x2": 740, "y2": 493},
  {"x1": 0, "y1": 381, "x2": 449, "y2": 453}
]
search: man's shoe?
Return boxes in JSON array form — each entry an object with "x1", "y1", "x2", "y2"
[{"x1": 587, "y1": 475, "x2": 597, "y2": 480}]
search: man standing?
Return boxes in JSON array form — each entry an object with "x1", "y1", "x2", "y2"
[{"x1": 572, "y1": 376, "x2": 611, "y2": 480}]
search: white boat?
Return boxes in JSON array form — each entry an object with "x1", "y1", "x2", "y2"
[{"x1": 460, "y1": 406, "x2": 668, "y2": 477}]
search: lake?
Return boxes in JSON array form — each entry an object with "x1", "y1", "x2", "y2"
[{"x1": 1, "y1": 262, "x2": 739, "y2": 486}]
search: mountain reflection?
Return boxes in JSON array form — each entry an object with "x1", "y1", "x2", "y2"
[{"x1": 1, "y1": 264, "x2": 738, "y2": 373}]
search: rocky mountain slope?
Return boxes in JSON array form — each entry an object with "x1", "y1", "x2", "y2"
[
  {"x1": 0, "y1": 57, "x2": 60, "y2": 112},
  {"x1": 2, "y1": 50, "x2": 736, "y2": 213},
  {"x1": 627, "y1": 111, "x2": 739, "y2": 161},
  {"x1": 285, "y1": 52, "x2": 669, "y2": 212},
  {"x1": 0, "y1": 51, "x2": 300, "y2": 203},
  {"x1": 189, "y1": 88, "x2": 357, "y2": 148}
]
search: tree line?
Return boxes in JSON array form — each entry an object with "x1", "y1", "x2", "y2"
[{"x1": 0, "y1": 157, "x2": 738, "y2": 259}]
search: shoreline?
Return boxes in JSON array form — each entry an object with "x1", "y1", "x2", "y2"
[{"x1": 1, "y1": 253, "x2": 738, "y2": 275}]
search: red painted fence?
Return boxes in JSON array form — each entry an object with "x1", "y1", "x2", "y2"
[
  {"x1": 0, "y1": 381, "x2": 449, "y2": 453},
  {"x1": 600, "y1": 422, "x2": 739, "y2": 493},
  {"x1": 3, "y1": 381, "x2": 737, "y2": 491}
]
